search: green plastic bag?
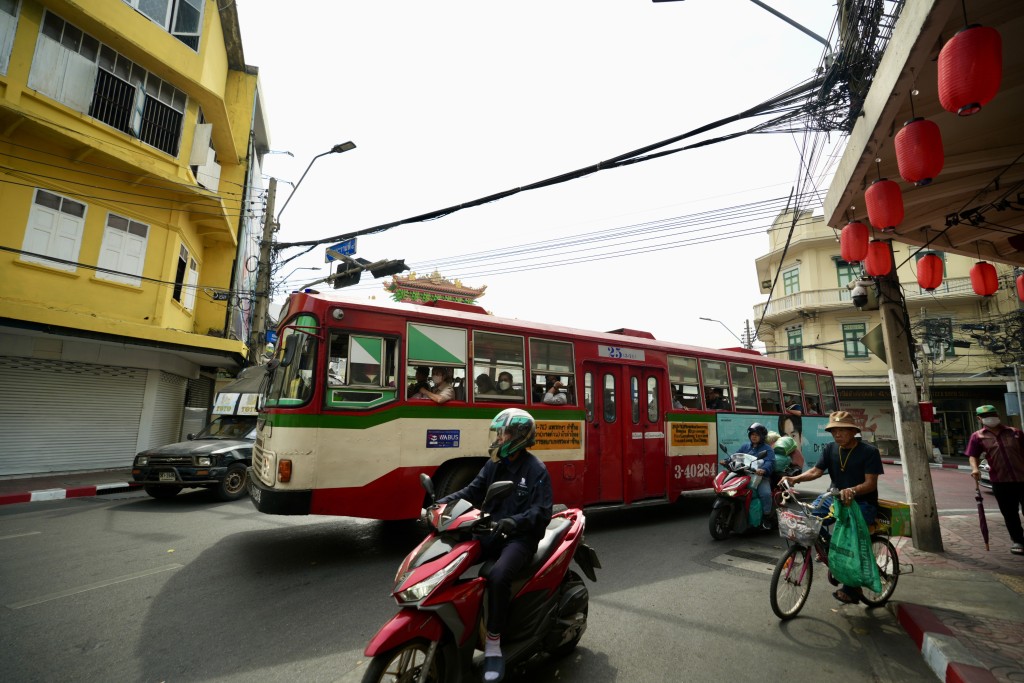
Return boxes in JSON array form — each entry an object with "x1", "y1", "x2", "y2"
[
  {"x1": 748, "y1": 496, "x2": 762, "y2": 527},
  {"x1": 827, "y1": 499, "x2": 882, "y2": 593}
]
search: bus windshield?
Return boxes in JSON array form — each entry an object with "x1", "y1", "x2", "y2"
[{"x1": 267, "y1": 316, "x2": 318, "y2": 407}]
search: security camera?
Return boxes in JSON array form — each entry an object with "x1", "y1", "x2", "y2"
[{"x1": 847, "y1": 279, "x2": 872, "y2": 308}]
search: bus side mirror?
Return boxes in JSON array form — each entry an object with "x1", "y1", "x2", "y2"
[{"x1": 280, "y1": 335, "x2": 298, "y2": 368}]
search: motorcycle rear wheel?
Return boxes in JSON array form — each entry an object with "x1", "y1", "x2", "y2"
[
  {"x1": 550, "y1": 570, "x2": 588, "y2": 658},
  {"x1": 361, "y1": 638, "x2": 453, "y2": 683},
  {"x1": 709, "y1": 506, "x2": 732, "y2": 540}
]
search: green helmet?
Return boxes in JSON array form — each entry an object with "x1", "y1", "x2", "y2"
[
  {"x1": 774, "y1": 435, "x2": 797, "y2": 456},
  {"x1": 488, "y1": 408, "x2": 537, "y2": 460}
]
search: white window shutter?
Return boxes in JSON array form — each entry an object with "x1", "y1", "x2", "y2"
[
  {"x1": 190, "y1": 123, "x2": 213, "y2": 165},
  {"x1": 60, "y1": 52, "x2": 98, "y2": 114},
  {"x1": 195, "y1": 146, "x2": 221, "y2": 191},
  {"x1": 183, "y1": 259, "x2": 198, "y2": 310}
]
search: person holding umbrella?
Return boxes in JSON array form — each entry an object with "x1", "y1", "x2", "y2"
[{"x1": 966, "y1": 405, "x2": 1024, "y2": 556}]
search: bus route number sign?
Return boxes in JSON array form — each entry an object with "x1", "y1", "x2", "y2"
[{"x1": 599, "y1": 346, "x2": 645, "y2": 361}]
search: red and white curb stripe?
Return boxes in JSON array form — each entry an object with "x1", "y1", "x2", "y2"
[
  {"x1": 0, "y1": 482, "x2": 140, "y2": 506},
  {"x1": 895, "y1": 604, "x2": 999, "y2": 683}
]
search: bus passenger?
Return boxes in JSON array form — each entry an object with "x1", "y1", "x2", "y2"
[
  {"x1": 705, "y1": 387, "x2": 726, "y2": 410},
  {"x1": 414, "y1": 367, "x2": 455, "y2": 404},
  {"x1": 541, "y1": 375, "x2": 568, "y2": 405},
  {"x1": 435, "y1": 409, "x2": 553, "y2": 683},
  {"x1": 496, "y1": 371, "x2": 518, "y2": 397},
  {"x1": 476, "y1": 373, "x2": 496, "y2": 395},
  {"x1": 407, "y1": 366, "x2": 431, "y2": 398}
]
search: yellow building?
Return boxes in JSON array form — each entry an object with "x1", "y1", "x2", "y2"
[
  {"x1": 753, "y1": 211, "x2": 1019, "y2": 458},
  {"x1": 0, "y1": 0, "x2": 271, "y2": 474}
]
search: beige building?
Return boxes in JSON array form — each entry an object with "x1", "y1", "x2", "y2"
[{"x1": 753, "y1": 211, "x2": 1019, "y2": 458}]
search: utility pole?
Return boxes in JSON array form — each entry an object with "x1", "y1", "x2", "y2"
[
  {"x1": 876, "y1": 242, "x2": 942, "y2": 551},
  {"x1": 250, "y1": 177, "x2": 277, "y2": 364},
  {"x1": 744, "y1": 319, "x2": 754, "y2": 350}
]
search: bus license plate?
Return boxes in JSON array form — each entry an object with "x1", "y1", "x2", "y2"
[
  {"x1": 249, "y1": 483, "x2": 261, "y2": 504},
  {"x1": 159, "y1": 471, "x2": 175, "y2": 482}
]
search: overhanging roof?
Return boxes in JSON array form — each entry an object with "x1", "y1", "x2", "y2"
[{"x1": 824, "y1": 0, "x2": 1024, "y2": 267}]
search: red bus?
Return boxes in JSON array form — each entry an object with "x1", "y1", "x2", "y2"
[{"x1": 248, "y1": 290, "x2": 838, "y2": 519}]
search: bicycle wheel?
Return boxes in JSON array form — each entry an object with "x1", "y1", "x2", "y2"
[
  {"x1": 770, "y1": 544, "x2": 813, "y2": 620},
  {"x1": 860, "y1": 535, "x2": 899, "y2": 606}
]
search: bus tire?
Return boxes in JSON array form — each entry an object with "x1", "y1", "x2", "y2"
[{"x1": 435, "y1": 461, "x2": 479, "y2": 500}]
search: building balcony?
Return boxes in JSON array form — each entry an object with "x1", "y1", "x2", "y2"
[{"x1": 754, "y1": 276, "x2": 980, "y2": 322}]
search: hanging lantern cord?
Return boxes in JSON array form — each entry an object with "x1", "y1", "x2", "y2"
[{"x1": 960, "y1": 0, "x2": 969, "y2": 25}]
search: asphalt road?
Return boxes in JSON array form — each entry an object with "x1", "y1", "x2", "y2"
[{"x1": 0, "y1": 472, "x2": 952, "y2": 683}]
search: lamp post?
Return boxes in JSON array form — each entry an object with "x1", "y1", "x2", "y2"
[
  {"x1": 249, "y1": 142, "x2": 357, "y2": 362},
  {"x1": 699, "y1": 317, "x2": 751, "y2": 349}
]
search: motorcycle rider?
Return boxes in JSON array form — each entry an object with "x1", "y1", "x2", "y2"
[
  {"x1": 734, "y1": 423, "x2": 775, "y2": 529},
  {"x1": 436, "y1": 408, "x2": 553, "y2": 683}
]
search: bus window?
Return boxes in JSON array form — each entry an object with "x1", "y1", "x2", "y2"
[
  {"x1": 729, "y1": 363, "x2": 757, "y2": 411},
  {"x1": 801, "y1": 372, "x2": 821, "y2": 415},
  {"x1": 819, "y1": 375, "x2": 838, "y2": 413},
  {"x1": 472, "y1": 331, "x2": 525, "y2": 402},
  {"x1": 407, "y1": 323, "x2": 467, "y2": 401},
  {"x1": 530, "y1": 338, "x2": 575, "y2": 405},
  {"x1": 268, "y1": 317, "x2": 317, "y2": 406},
  {"x1": 603, "y1": 373, "x2": 616, "y2": 422},
  {"x1": 325, "y1": 333, "x2": 398, "y2": 407},
  {"x1": 584, "y1": 372, "x2": 594, "y2": 421},
  {"x1": 631, "y1": 375, "x2": 640, "y2": 423},
  {"x1": 755, "y1": 366, "x2": 782, "y2": 413},
  {"x1": 780, "y1": 370, "x2": 802, "y2": 412},
  {"x1": 668, "y1": 355, "x2": 701, "y2": 409},
  {"x1": 699, "y1": 359, "x2": 731, "y2": 411},
  {"x1": 647, "y1": 376, "x2": 659, "y2": 422},
  {"x1": 327, "y1": 333, "x2": 347, "y2": 387}
]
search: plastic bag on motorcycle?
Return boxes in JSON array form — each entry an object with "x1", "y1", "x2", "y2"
[{"x1": 827, "y1": 500, "x2": 882, "y2": 592}]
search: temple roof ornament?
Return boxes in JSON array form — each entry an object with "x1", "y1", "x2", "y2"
[{"x1": 385, "y1": 270, "x2": 487, "y2": 304}]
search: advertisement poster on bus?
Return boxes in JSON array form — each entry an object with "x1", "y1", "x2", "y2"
[{"x1": 716, "y1": 413, "x2": 832, "y2": 469}]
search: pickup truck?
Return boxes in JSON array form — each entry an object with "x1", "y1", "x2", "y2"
[{"x1": 132, "y1": 366, "x2": 265, "y2": 501}]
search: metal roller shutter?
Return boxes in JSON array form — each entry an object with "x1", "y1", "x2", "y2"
[
  {"x1": 145, "y1": 371, "x2": 187, "y2": 450},
  {"x1": 0, "y1": 357, "x2": 146, "y2": 475}
]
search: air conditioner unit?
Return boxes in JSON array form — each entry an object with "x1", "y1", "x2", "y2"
[{"x1": 761, "y1": 280, "x2": 772, "y2": 288}]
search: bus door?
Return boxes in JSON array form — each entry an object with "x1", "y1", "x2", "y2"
[
  {"x1": 583, "y1": 365, "x2": 625, "y2": 504},
  {"x1": 626, "y1": 368, "x2": 667, "y2": 502}
]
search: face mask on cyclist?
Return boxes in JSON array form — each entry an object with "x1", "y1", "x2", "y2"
[{"x1": 981, "y1": 416, "x2": 1000, "y2": 427}]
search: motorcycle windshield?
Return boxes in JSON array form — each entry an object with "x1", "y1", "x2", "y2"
[{"x1": 409, "y1": 536, "x2": 458, "y2": 569}]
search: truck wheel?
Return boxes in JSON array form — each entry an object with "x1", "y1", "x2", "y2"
[
  {"x1": 435, "y1": 462, "x2": 478, "y2": 500},
  {"x1": 216, "y1": 464, "x2": 249, "y2": 501},
  {"x1": 144, "y1": 485, "x2": 181, "y2": 499}
]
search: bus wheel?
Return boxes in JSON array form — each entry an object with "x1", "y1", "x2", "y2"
[{"x1": 436, "y1": 462, "x2": 478, "y2": 499}]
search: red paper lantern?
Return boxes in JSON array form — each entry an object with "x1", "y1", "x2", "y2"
[
  {"x1": 865, "y1": 240, "x2": 892, "y2": 277},
  {"x1": 938, "y1": 25, "x2": 1002, "y2": 116},
  {"x1": 970, "y1": 261, "x2": 999, "y2": 296},
  {"x1": 895, "y1": 118, "x2": 944, "y2": 186},
  {"x1": 1017, "y1": 272, "x2": 1024, "y2": 301},
  {"x1": 917, "y1": 253, "x2": 944, "y2": 291},
  {"x1": 840, "y1": 221, "x2": 870, "y2": 263},
  {"x1": 865, "y1": 179, "x2": 904, "y2": 232}
]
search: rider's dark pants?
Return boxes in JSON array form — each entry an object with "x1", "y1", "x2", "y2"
[{"x1": 479, "y1": 535, "x2": 535, "y2": 635}]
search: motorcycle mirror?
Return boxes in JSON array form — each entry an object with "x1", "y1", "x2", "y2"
[
  {"x1": 719, "y1": 443, "x2": 729, "y2": 454},
  {"x1": 420, "y1": 473, "x2": 435, "y2": 502},
  {"x1": 482, "y1": 480, "x2": 515, "y2": 507}
]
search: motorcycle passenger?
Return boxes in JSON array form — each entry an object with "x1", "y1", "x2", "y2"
[
  {"x1": 736, "y1": 422, "x2": 775, "y2": 529},
  {"x1": 436, "y1": 408, "x2": 553, "y2": 683}
]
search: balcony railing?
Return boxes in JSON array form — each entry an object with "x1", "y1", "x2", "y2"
[{"x1": 754, "y1": 277, "x2": 978, "y2": 320}]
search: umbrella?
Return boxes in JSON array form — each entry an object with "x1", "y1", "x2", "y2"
[{"x1": 975, "y1": 480, "x2": 990, "y2": 552}]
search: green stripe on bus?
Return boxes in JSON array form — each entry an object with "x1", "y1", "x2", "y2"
[
  {"x1": 408, "y1": 324, "x2": 466, "y2": 364},
  {"x1": 352, "y1": 336, "x2": 382, "y2": 363},
  {"x1": 265, "y1": 406, "x2": 587, "y2": 430},
  {"x1": 664, "y1": 413, "x2": 717, "y2": 423}
]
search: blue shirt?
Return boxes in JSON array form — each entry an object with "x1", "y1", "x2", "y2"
[
  {"x1": 438, "y1": 451, "x2": 553, "y2": 544},
  {"x1": 737, "y1": 441, "x2": 776, "y2": 476}
]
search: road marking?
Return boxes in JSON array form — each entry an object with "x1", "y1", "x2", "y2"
[
  {"x1": 0, "y1": 531, "x2": 41, "y2": 541},
  {"x1": 711, "y1": 545, "x2": 779, "y2": 575},
  {"x1": 6, "y1": 564, "x2": 183, "y2": 609}
]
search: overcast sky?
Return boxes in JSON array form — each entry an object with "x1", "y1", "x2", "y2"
[{"x1": 237, "y1": 1, "x2": 841, "y2": 350}]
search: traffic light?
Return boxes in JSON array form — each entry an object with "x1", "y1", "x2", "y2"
[
  {"x1": 368, "y1": 259, "x2": 408, "y2": 278},
  {"x1": 332, "y1": 261, "x2": 365, "y2": 289}
]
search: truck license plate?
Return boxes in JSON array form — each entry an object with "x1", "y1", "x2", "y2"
[{"x1": 159, "y1": 471, "x2": 175, "y2": 482}]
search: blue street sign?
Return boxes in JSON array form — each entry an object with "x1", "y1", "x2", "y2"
[
  {"x1": 265, "y1": 329, "x2": 278, "y2": 344},
  {"x1": 325, "y1": 238, "x2": 357, "y2": 262}
]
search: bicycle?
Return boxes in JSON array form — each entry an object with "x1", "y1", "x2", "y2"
[{"x1": 769, "y1": 484, "x2": 900, "y2": 620}]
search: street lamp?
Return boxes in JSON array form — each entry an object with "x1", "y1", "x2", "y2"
[
  {"x1": 699, "y1": 317, "x2": 749, "y2": 348},
  {"x1": 275, "y1": 141, "x2": 357, "y2": 222}
]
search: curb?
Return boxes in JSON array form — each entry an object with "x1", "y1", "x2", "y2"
[
  {"x1": 895, "y1": 603, "x2": 999, "y2": 683},
  {"x1": 881, "y1": 459, "x2": 973, "y2": 471},
  {"x1": 0, "y1": 481, "x2": 141, "y2": 506}
]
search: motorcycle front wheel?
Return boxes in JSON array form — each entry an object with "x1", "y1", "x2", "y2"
[
  {"x1": 361, "y1": 638, "x2": 454, "y2": 683},
  {"x1": 709, "y1": 506, "x2": 733, "y2": 540}
]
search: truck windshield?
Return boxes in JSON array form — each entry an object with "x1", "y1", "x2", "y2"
[{"x1": 196, "y1": 416, "x2": 257, "y2": 440}]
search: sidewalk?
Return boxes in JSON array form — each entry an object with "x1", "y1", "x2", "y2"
[{"x1": 1, "y1": 466, "x2": 1022, "y2": 682}]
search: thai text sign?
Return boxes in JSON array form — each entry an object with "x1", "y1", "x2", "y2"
[
  {"x1": 671, "y1": 422, "x2": 710, "y2": 448},
  {"x1": 533, "y1": 421, "x2": 582, "y2": 450}
]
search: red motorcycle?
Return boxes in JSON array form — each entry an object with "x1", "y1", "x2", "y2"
[
  {"x1": 709, "y1": 450, "x2": 798, "y2": 540},
  {"x1": 361, "y1": 474, "x2": 601, "y2": 683}
]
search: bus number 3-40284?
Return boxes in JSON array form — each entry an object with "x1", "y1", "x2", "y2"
[{"x1": 675, "y1": 462, "x2": 715, "y2": 479}]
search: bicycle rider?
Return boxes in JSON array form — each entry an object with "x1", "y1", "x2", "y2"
[{"x1": 779, "y1": 410, "x2": 884, "y2": 605}]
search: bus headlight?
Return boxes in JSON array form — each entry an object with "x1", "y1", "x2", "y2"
[{"x1": 395, "y1": 552, "x2": 467, "y2": 604}]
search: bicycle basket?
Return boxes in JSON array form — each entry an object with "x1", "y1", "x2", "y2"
[{"x1": 777, "y1": 509, "x2": 822, "y2": 546}]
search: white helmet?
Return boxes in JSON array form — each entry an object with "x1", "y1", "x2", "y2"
[{"x1": 488, "y1": 408, "x2": 537, "y2": 461}]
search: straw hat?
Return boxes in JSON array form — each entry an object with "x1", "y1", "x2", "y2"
[{"x1": 824, "y1": 410, "x2": 859, "y2": 432}]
